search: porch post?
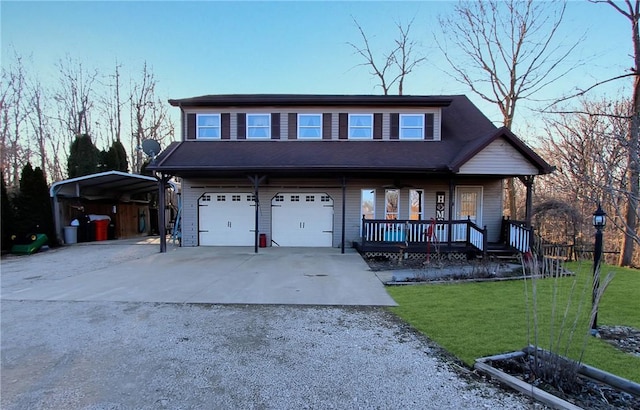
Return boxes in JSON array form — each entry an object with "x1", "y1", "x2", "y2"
[
  {"x1": 448, "y1": 178, "x2": 455, "y2": 248},
  {"x1": 51, "y1": 188, "x2": 63, "y2": 245},
  {"x1": 249, "y1": 174, "x2": 267, "y2": 254},
  {"x1": 523, "y1": 175, "x2": 534, "y2": 228},
  {"x1": 158, "y1": 174, "x2": 169, "y2": 253},
  {"x1": 341, "y1": 176, "x2": 346, "y2": 254}
]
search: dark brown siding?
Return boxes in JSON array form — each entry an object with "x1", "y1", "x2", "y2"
[
  {"x1": 221, "y1": 113, "x2": 230, "y2": 140},
  {"x1": 237, "y1": 113, "x2": 246, "y2": 140},
  {"x1": 186, "y1": 113, "x2": 196, "y2": 140},
  {"x1": 322, "y1": 113, "x2": 332, "y2": 140},
  {"x1": 373, "y1": 113, "x2": 383, "y2": 140},
  {"x1": 271, "y1": 113, "x2": 280, "y2": 139},
  {"x1": 338, "y1": 113, "x2": 348, "y2": 140},
  {"x1": 288, "y1": 113, "x2": 297, "y2": 140},
  {"x1": 425, "y1": 113, "x2": 434, "y2": 140},
  {"x1": 390, "y1": 113, "x2": 399, "y2": 140}
]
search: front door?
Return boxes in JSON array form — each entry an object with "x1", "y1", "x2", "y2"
[{"x1": 454, "y1": 186, "x2": 483, "y2": 241}]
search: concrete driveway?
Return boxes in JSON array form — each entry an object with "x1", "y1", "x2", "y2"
[
  {"x1": 1, "y1": 239, "x2": 396, "y2": 306},
  {"x1": 1, "y1": 240, "x2": 534, "y2": 409}
]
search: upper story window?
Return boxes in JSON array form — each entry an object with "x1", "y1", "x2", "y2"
[
  {"x1": 349, "y1": 114, "x2": 373, "y2": 139},
  {"x1": 400, "y1": 114, "x2": 424, "y2": 140},
  {"x1": 197, "y1": 114, "x2": 221, "y2": 139},
  {"x1": 247, "y1": 114, "x2": 270, "y2": 139},
  {"x1": 298, "y1": 114, "x2": 322, "y2": 139}
]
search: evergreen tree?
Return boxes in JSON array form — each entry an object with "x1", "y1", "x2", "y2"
[
  {"x1": 67, "y1": 134, "x2": 99, "y2": 178},
  {"x1": 14, "y1": 163, "x2": 55, "y2": 244},
  {"x1": 104, "y1": 140, "x2": 129, "y2": 172}
]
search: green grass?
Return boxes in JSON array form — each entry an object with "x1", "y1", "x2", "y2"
[{"x1": 387, "y1": 262, "x2": 640, "y2": 383}]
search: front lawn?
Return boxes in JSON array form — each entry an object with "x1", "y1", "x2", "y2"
[{"x1": 387, "y1": 262, "x2": 640, "y2": 383}]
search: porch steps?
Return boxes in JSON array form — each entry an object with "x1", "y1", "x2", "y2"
[{"x1": 482, "y1": 244, "x2": 520, "y2": 262}]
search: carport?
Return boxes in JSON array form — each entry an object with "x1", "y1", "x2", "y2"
[{"x1": 50, "y1": 171, "x2": 159, "y2": 246}]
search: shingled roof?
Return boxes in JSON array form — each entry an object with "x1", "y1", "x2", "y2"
[{"x1": 149, "y1": 94, "x2": 553, "y2": 178}]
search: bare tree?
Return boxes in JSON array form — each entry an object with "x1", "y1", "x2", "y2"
[
  {"x1": 348, "y1": 17, "x2": 426, "y2": 95},
  {"x1": 27, "y1": 78, "x2": 50, "y2": 178},
  {"x1": 0, "y1": 54, "x2": 30, "y2": 186},
  {"x1": 100, "y1": 61, "x2": 127, "y2": 145},
  {"x1": 539, "y1": 98, "x2": 634, "y2": 261},
  {"x1": 590, "y1": 0, "x2": 640, "y2": 266},
  {"x1": 54, "y1": 55, "x2": 98, "y2": 140},
  {"x1": 438, "y1": 0, "x2": 579, "y2": 220},
  {"x1": 129, "y1": 62, "x2": 174, "y2": 173}
]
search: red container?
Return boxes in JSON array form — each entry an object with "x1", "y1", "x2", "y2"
[
  {"x1": 259, "y1": 233, "x2": 267, "y2": 248},
  {"x1": 94, "y1": 219, "x2": 109, "y2": 241}
]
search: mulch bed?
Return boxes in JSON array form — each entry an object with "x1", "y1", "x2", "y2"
[{"x1": 488, "y1": 352, "x2": 640, "y2": 409}]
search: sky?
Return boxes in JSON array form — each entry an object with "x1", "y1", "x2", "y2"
[{"x1": 0, "y1": 0, "x2": 634, "y2": 139}]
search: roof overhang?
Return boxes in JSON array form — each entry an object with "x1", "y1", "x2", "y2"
[
  {"x1": 49, "y1": 171, "x2": 159, "y2": 200},
  {"x1": 169, "y1": 94, "x2": 453, "y2": 108}
]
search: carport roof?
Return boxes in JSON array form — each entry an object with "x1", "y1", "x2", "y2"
[{"x1": 49, "y1": 171, "x2": 159, "y2": 199}]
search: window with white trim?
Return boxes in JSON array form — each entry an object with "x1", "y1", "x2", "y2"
[
  {"x1": 385, "y1": 189, "x2": 399, "y2": 220},
  {"x1": 361, "y1": 189, "x2": 376, "y2": 233},
  {"x1": 409, "y1": 189, "x2": 424, "y2": 220},
  {"x1": 298, "y1": 114, "x2": 322, "y2": 139},
  {"x1": 247, "y1": 114, "x2": 270, "y2": 139},
  {"x1": 349, "y1": 114, "x2": 373, "y2": 139},
  {"x1": 399, "y1": 114, "x2": 424, "y2": 140},
  {"x1": 197, "y1": 114, "x2": 221, "y2": 139}
]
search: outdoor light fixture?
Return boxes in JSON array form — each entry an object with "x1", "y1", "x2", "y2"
[
  {"x1": 593, "y1": 204, "x2": 606, "y2": 229},
  {"x1": 591, "y1": 203, "x2": 607, "y2": 334}
]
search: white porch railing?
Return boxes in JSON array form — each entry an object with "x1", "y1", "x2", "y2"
[
  {"x1": 361, "y1": 218, "x2": 486, "y2": 252},
  {"x1": 508, "y1": 221, "x2": 531, "y2": 253}
]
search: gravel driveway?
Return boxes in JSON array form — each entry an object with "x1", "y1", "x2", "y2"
[
  {"x1": 1, "y1": 242, "x2": 535, "y2": 409},
  {"x1": 1, "y1": 301, "x2": 535, "y2": 409}
]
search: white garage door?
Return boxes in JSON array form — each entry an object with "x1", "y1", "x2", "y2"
[
  {"x1": 199, "y1": 193, "x2": 255, "y2": 246},
  {"x1": 271, "y1": 193, "x2": 334, "y2": 247}
]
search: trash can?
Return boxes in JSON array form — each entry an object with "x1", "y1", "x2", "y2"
[
  {"x1": 94, "y1": 219, "x2": 109, "y2": 241},
  {"x1": 63, "y1": 226, "x2": 78, "y2": 244},
  {"x1": 259, "y1": 233, "x2": 267, "y2": 248}
]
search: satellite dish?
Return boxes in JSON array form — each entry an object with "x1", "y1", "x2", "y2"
[{"x1": 141, "y1": 139, "x2": 161, "y2": 158}]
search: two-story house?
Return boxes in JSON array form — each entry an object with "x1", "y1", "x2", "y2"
[{"x1": 148, "y1": 94, "x2": 553, "y2": 257}]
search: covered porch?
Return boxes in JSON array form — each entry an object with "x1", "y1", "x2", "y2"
[{"x1": 354, "y1": 216, "x2": 533, "y2": 257}]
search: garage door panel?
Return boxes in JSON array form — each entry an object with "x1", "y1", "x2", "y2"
[
  {"x1": 199, "y1": 193, "x2": 255, "y2": 246},
  {"x1": 271, "y1": 193, "x2": 333, "y2": 247}
]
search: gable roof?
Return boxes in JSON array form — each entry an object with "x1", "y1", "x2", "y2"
[
  {"x1": 149, "y1": 94, "x2": 553, "y2": 178},
  {"x1": 449, "y1": 127, "x2": 554, "y2": 175}
]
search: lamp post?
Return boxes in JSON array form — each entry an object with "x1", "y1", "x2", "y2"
[{"x1": 591, "y1": 204, "x2": 606, "y2": 334}]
